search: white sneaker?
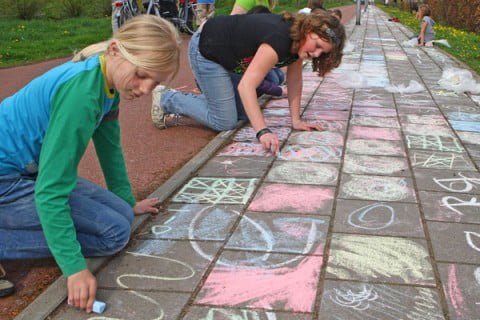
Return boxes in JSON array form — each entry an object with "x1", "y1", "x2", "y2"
[{"x1": 151, "y1": 85, "x2": 168, "y2": 129}]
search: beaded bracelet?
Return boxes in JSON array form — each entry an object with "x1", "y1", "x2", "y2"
[{"x1": 256, "y1": 128, "x2": 273, "y2": 141}]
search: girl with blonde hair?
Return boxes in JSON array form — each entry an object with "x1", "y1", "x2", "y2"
[{"x1": 0, "y1": 15, "x2": 180, "y2": 313}]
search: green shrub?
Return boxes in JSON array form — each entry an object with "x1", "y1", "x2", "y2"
[
  {"x1": 14, "y1": 0, "x2": 44, "y2": 19},
  {"x1": 61, "y1": 0, "x2": 84, "y2": 17}
]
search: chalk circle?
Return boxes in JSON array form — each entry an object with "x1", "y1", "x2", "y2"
[
  {"x1": 343, "y1": 176, "x2": 410, "y2": 201},
  {"x1": 348, "y1": 203, "x2": 395, "y2": 230}
]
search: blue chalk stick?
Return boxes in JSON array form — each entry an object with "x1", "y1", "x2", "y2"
[{"x1": 92, "y1": 300, "x2": 106, "y2": 314}]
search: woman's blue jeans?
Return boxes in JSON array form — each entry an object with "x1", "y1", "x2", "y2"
[
  {"x1": 0, "y1": 174, "x2": 134, "y2": 260},
  {"x1": 160, "y1": 31, "x2": 239, "y2": 131}
]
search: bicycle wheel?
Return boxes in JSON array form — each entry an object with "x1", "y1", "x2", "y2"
[
  {"x1": 111, "y1": 2, "x2": 137, "y2": 33},
  {"x1": 178, "y1": 4, "x2": 197, "y2": 35}
]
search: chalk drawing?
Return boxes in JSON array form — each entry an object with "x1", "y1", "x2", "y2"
[
  {"x1": 173, "y1": 178, "x2": 258, "y2": 204},
  {"x1": 219, "y1": 142, "x2": 271, "y2": 157},
  {"x1": 199, "y1": 157, "x2": 270, "y2": 177},
  {"x1": 403, "y1": 124, "x2": 454, "y2": 137},
  {"x1": 350, "y1": 116, "x2": 399, "y2": 128},
  {"x1": 464, "y1": 231, "x2": 480, "y2": 252},
  {"x1": 441, "y1": 196, "x2": 480, "y2": 216},
  {"x1": 348, "y1": 203, "x2": 395, "y2": 230},
  {"x1": 447, "y1": 264, "x2": 469, "y2": 318},
  {"x1": 265, "y1": 99, "x2": 289, "y2": 108},
  {"x1": 450, "y1": 120, "x2": 480, "y2": 133},
  {"x1": 349, "y1": 126, "x2": 401, "y2": 141},
  {"x1": 406, "y1": 135, "x2": 464, "y2": 153},
  {"x1": 278, "y1": 145, "x2": 342, "y2": 163},
  {"x1": 266, "y1": 161, "x2": 338, "y2": 185},
  {"x1": 233, "y1": 127, "x2": 291, "y2": 142},
  {"x1": 194, "y1": 308, "x2": 278, "y2": 320},
  {"x1": 458, "y1": 132, "x2": 480, "y2": 145},
  {"x1": 288, "y1": 131, "x2": 344, "y2": 146},
  {"x1": 263, "y1": 108, "x2": 290, "y2": 117},
  {"x1": 442, "y1": 105, "x2": 479, "y2": 113},
  {"x1": 447, "y1": 112, "x2": 480, "y2": 122},
  {"x1": 347, "y1": 139, "x2": 404, "y2": 156},
  {"x1": 412, "y1": 152, "x2": 474, "y2": 170},
  {"x1": 403, "y1": 114, "x2": 448, "y2": 126},
  {"x1": 327, "y1": 234, "x2": 434, "y2": 284},
  {"x1": 351, "y1": 108, "x2": 397, "y2": 118},
  {"x1": 343, "y1": 155, "x2": 408, "y2": 175},
  {"x1": 329, "y1": 285, "x2": 378, "y2": 310},
  {"x1": 310, "y1": 120, "x2": 347, "y2": 131},
  {"x1": 264, "y1": 117, "x2": 292, "y2": 127},
  {"x1": 434, "y1": 173, "x2": 480, "y2": 193},
  {"x1": 341, "y1": 175, "x2": 414, "y2": 202},
  {"x1": 302, "y1": 110, "x2": 349, "y2": 121}
]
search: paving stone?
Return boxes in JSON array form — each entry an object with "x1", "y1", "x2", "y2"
[
  {"x1": 450, "y1": 120, "x2": 480, "y2": 133},
  {"x1": 409, "y1": 150, "x2": 476, "y2": 171},
  {"x1": 233, "y1": 127, "x2": 291, "y2": 142},
  {"x1": 397, "y1": 106, "x2": 442, "y2": 115},
  {"x1": 173, "y1": 177, "x2": 258, "y2": 204},
  {"x1": 405, "y1": 135, "x2": 465, "y2": 153},
  {"x1": 310, "y1": 120, "x2": 347, "y2": 131},
  {"x1": 95, "y1": 240, "x2": 222, "y2": 292},
  {"x1": 414, "y1": 169, "x2": 480, "y2": 193},
  {"x1": 326, "y1": 234, "x2": 435, "y2": 285},
  {"x1": 439, "y1": 104, "x2": 480, "y2": 113},
  {"x1": 464, "y1": 144, "x2": 480, "y2": 159},
  {"x1": 50, "y1": 289, "x2": 190, "y2": 320},
  {"x1": 339, "y1": 174, "x2": 416, "y2": 203},
  {"x1": 438, "y1": 263, "x2": 480, "y2": 320},
  {"x1": 265, "y1": 161, "x2": 339, "y2": 186},
  {"x1": 419, "y1": 191, "x2": 480, "y2": 224},
  {"x1": 350, "y1": 115, "x2": 399, "y2": 128},
  {"x1": 195, "y1": 250, "x2": 324, "y2": 313},
  {"x1": 346, "y1": 139, "x2": 405, "y2": 156},
  {"x1": 333, "y1": 199, "x2": 424, "y2": 237},
  {"x1": 264, "y1": 116, "x2": 292, "y2": 127},
  {"x1": 457, "y1": 131, "x2": 480, "y2": 145},
  {"x1": 248, "y1": 183, "x2": 335, "y2": 215},
  {"x1": 402, "y1": 124, "x2": 454, "y2": 137},
  {"x1": 136, "y1": 204, "x2": 242, "y2": 241},
  {"x1": 218, "y1": 142, "x2": 273, "y2": 157},
  {"x1": 351, "y1": 107, "x2": 397, "y2": 117},
  {"x1": 196, "y1": 156, "x2": 273, "y2": 178},
  {"x1": 226, "y1": 212, "x2": 329, "y2": 255},
  {"x1": 343, "y1": 154, "x2": 410, "y2": 176},
  {"x1": 446, "y1": 111, "x2": 480, "y2": 122},
  {"x1": 278, "y1": 145, "x2": 343, "y2": 163},
  {"x1": 263, "y1": 108, "x2": 291, "y2": 117},
  {"x1": 184, "y1": 307, "x2": 313, "y2": 320},
  {"x1": 318, "y1": 280, "x2": 444, "y2": 320},
  {"x1": 348, "y1": 126, "x2": 402, "y2": 141},
  {"x1": 400, "y1": 114, "x2": 448, "y2": 126},
  {"x1": 302, "y1": 110, "x2": 350, "y2": 121},
  {"x1": 287, "y1": 131, "x2": 345, "y2": 146},
  {"x1": 427, "y1": 221, "x2": 480, "y2": 264}
]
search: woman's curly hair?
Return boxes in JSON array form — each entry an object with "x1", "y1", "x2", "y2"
[{"x1": 283, "y1": 10, "x2": 346, "y2": 76}]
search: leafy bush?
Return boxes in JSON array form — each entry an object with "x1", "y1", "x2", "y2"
[
  {"x1": 61, "y1": 0, "x2": 84, "y2": 17},
  {"x1": 14, "y1": 0, "x2": 44, "y2": 19}
]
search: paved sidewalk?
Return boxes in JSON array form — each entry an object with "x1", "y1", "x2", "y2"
[{"x1": 47, "y1": 7, "x2": 480, "y2": 320}]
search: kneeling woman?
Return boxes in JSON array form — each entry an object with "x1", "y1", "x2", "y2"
[
  {"x1": 0, "y1": 15, "x2": 180, "y2": 313},
  {"x1": 152, "y1": 10, "x2": 345, "y2": 154}
]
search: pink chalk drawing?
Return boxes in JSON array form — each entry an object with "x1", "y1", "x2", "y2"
[
  {"x1": 302, "y1": 110, "x2": 349, "y2": 121},
  {"x1": 352, "y1": 107, "x2": 397, "y2": 117},
  {"x1": 447, "y1": 264, "x2": 468, "y2": 318},
  {"x1": 349, "y1": 126, "x2": 401, "y2": 141},
  {"x1": 248, "y1": 184, "x2": 334, "y2": 214},
  {"x1": 196, "y1": 254, "x2": 323, "y2": 312},
  {"x1": 264, "y1": 117, "x2": 292, "y2": 127},
  {"x1": 264, "y1": 99, "x2": 289, "y2": 108},
  {"x1": 263, "y1": 108, "x2": 290, "y2": 117},
  {"x1": 218, "y1": 142, "x2": 270, "y2": 157},
  {"x1": 233, "y1": 127, "x2": 291, "y2": 142},
  {"x1": 288, "y1": 131, "x2": 344, "y2": 146}
]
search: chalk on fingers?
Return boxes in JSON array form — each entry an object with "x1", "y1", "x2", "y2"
[{"x1": 92, "y1": 300, "x2": 106, "y2": 314}]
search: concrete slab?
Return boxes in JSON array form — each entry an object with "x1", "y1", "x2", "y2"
[
  {"x1": 172, "y1": 177, "x2": 258, "y2": 204},
  {"x1": 287, "y1": 131, "x2": 345, "y2": 146},
  {"x1": 464, "y1": 144, "x2": 480, "y2": 159},
  {"x1": 402, "y1": 124, "x2": 455, "y2": 137},
  {"x1": 343, "y1": 154, "x2": 410, "y2": 176},
  {"x1": 438, "y1": 263, "x2": 480, "y2": 320},
  {"x1": 94, "y1": 240, "x2": 221, "y2": 292},
  {"x1": 346, "y1": 138, "x2": 405, "y2": 156},
  {"x1": 302, "y1": 110, "x2": 350, "y2": 121},
  {"x1": 414, "y1": 169, "x2": 480, "y2": 193},
  {"x1": 457, "y1": 131, "x2": 480, "y2": 145},
  {"x1": 318, "y1": 280, "x2": 444, "y2": 320},
  {"x1": 427, "y1": 221, "x2": 480, "y2": 264},
  {"x1": 50, "y1": 289, "x2": 190, "y2": 320},
  {"x1": 135, "y1": 204, "x2": 242, "y2": 241},
  {"x1": 184, "y1": 307, "x2": 313, "y2": 320},
  {"x1": 348, "y1": 126, "x2": 402, "y2": 141},
  {"x1": 409, "y1": 150, "x2": 476, "y2": 171},
  {"x1": 218, "y1": 142, "x2": 273, "y2": 157},
  {"x1": 419, "y1": 191, "x2": 480, "y2": 224},
  {"x1": 400, "y1": 114, "x2": 449, "y2": 126},
  {"x1": 351, "y1": 107, "x2": 397, "y2": 117},
  {"x1": 350, "y1": 115, "x2": 400, "y2": 128},
  {"x1": 233, "y1": 126, "x2": 291, "y2": 142},
  {"x1": 196, "y1": 156, "x2": 273, "y2": 178},
  {"x1": 333, "y1": 199, "x2": 424, "y2": 237},
  {"x1": 278, "y1": 145, "x2": 343, "y2": 163},
  {"x1": 405, "y1": 135, "x2": 465, "y2": 153},
  {"x1": 195, "y1": 250, "x2": 324, "y2": 313},
  {"x1": 326, "y1": 234, "x2": 435, "y2": 285},
  {"x1": 265, "y1": 161, "x2": 339, "y2": 186},
  {"x1": 248, "y1": 183, "x2": 335, "y2": 215},
  {"x1": 338, "y1": 174, "x2": 417, "y2": 203}
]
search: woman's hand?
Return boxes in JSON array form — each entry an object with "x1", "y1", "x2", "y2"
[
  {"x1": 133, "y1": 197, "x2": 160, "y2": 215},
  {"x1": 259, "y1": 132, "x2": 279, "y2": 155},
  {"x1": 67, "y1": 269, "x2": 97, "y2": 313},
  {"x1": 292, "y1": 119, "x2": 323, "y2": 131}
]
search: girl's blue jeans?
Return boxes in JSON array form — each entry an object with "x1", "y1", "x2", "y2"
[{"x1": 0, "y1": 174, "x2": 134, "y2": 260}]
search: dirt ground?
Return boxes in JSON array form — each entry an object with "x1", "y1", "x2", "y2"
[{"x1": 0, "y1": 6, "x2": 356, "y2": 319}]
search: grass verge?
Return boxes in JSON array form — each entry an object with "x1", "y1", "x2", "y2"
[{"x1": 379, "y1": 4, "x2": 480, "y2": 75}]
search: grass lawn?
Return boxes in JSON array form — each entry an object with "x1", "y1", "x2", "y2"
[
  {"x1": 0, "y1": 0, "x2": 353, "y2": 68},
  {"x1": 379, "y1": 4, "x2": 480, "y2": 75}
]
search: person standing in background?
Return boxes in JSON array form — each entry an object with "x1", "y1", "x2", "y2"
[{"x1": 196, "y1": 0, "x2": 215, "y2": 26}]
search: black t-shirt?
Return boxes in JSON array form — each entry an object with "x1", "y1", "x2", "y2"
[{"x1": 199, "y1": 13, "x2": 298, "y2": 74}]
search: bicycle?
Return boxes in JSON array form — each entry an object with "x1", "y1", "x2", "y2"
[{"x1": 112, "y1": 0, "x2": 198, "y2": 35}]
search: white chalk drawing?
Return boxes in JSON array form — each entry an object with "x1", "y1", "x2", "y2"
[
  {"x1": 342, "y1": 175, "x2": 413, "y2": 202},
  {"x1": 465, "y1": 231, "x2": 480, "y2": 252},
  {"x1": 412, "y1": 152, "x2": 473, "y2": 170},
  {"x1": 343, "y1": 155, "x2": 407, "y2": 175},
  {"x1": 347, "y1": 139, "x2": 404, "y2": 156},
  {"x1": 406, "y1": 135, "x2": 464, "y2": 153},
  {"x1": 403, "y1": 124, "x2": 454, "y2": 137},
  {"x1": 403, "y1": 115, "x2": 447, "y2": 126},
  {"x1": 233, "y1": 127, "x2": 291, "y2": 142},
  {"x1": 330, "y1": 285, "x2": 378, "y2": 311},
  {"x1": 434, "y1": 173, "x2": 480, "y2": 193},
  {"x1": 173, "y1": 178, "x2": 258, "y2": 204},
  {"x1": 475, "y1": 267, "x2": 480, "y2": 285},
  {"x1": 278, "y1": 145, "x2": 343, "y2": 163},
  {"x1": 348, "y1": 203, "x2": 395, "y2": 230},
  {"x1": 441, "y1": 196, "x2": 480, "y2": 216},
  {"x1": 288, "y1": 131, "x2": 344, "y2": 146},
  {"x1": 266, "y1": 162, "x2": 338, "y2": 185},
  {"x1": 350, "y1": 116, "x2": 399, "y2": 128},
  {"x1": 197, "y1": 308, "x2": 278, "y2": 320}
]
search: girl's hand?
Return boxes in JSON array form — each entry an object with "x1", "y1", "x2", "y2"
[
  {"x1": 67, "y1": 269, "x2": 97, "y2": 313},
  {"x1": 292, "y1": 120, "x2": 323, "y2": 131},
  {"x1": 259, "y1": 132, "x2": 279, "y2": 155},
  {"x1": 134, "y1": 197, "x2": 160, "y2": 215}
]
